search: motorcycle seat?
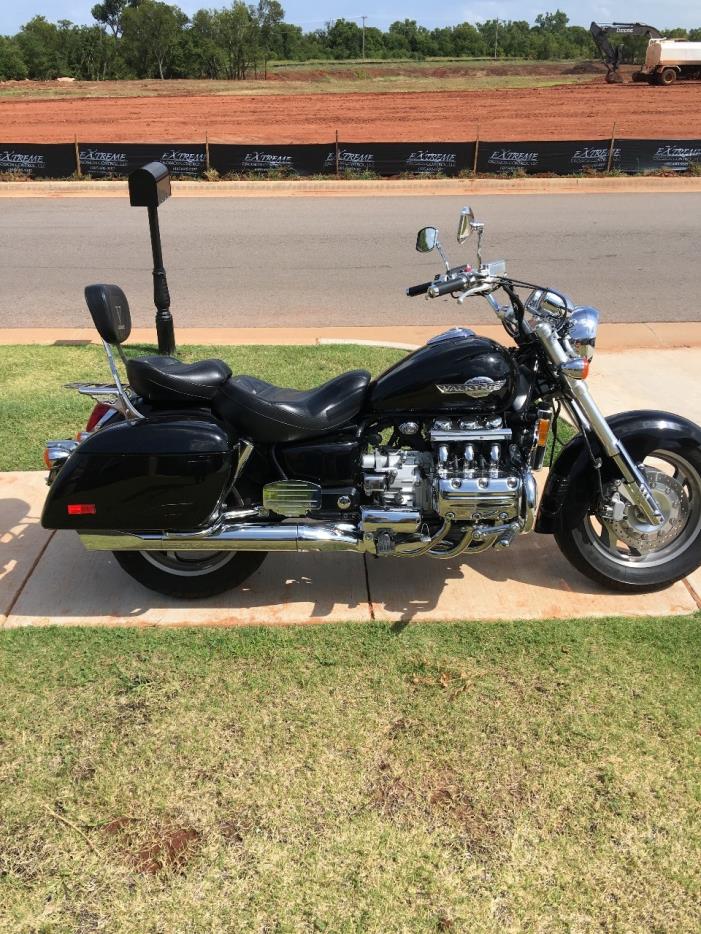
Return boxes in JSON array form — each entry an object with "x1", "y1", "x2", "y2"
[
  {"x1": 127, "y1": 355, "x2": 232, "y2": 404},
  {"x1": 213, "y1": 370, "x2": 371, "y2": 443}
]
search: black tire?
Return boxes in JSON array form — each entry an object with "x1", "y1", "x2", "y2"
[
  {"x1": 113, "y1": 550, "x2": 267, "y2": 599},
  {"x1": 555, "y1": 443, "x2": 701, "y2": 592},
  {"x1": 556, "y1": 521, "x2": 701, "y2": 592},
  {"x1": 658, "y1": 68, "x2": 677, "y2": 86}
]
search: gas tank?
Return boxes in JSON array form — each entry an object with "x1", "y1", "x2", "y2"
[{"x1": 370, "y1": 328, "x2": 517, "y2": 415}]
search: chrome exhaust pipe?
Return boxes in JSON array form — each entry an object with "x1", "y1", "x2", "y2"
[
  {"x1": 79, "y1": 516, "x2": 453, "y2": 557},
  {"x1": 79, "y1": 514, "x2": 508, "y2": 559},
  {"x1": 79, "y1": 522, "x2": 363, "y2": 553}
]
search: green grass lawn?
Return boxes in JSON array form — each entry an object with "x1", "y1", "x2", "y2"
[
  {"x1": 0, "y1": 76, "x2": 593, "y2": 100},
  {"x1": 0, "y1": 61, "x2": 594, "y2": 100},
  {"x1": 268, "y1": 56, "x2": 581, "y2": 72},
  {"x1": 0, "y1": 343, "x2": 404, "y2": 472},
  {"x1": 0, "y1": 342, "x2": 574, "y2": 473},
  {"x1": 1, "y1": 617, "x2": 700, "y2": 931},
  {"x1": 0, "y1": 343, "x2": 693, "y2": 929}
]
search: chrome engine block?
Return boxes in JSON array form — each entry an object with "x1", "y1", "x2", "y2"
[
  {"x1": 430, "y1": 415, "x2": 523, "y2": 523},
  {"x1": 363, "y1": 417, "x2": 528, "y2": 521},
  {"x1": 360, "y1": 418, "x2": 536, "y2": 558},
  {"x1": 362, "y1": 449, "x2": 434, "y2": 511}
]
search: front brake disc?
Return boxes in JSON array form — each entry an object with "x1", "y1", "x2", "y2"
[{"x1": 608, "y1": 469, "x2": 688, "y2": 554}]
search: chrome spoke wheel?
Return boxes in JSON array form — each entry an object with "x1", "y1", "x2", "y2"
[{"x1": 584, "y1": 450, "x2": 701, "y2": 569}]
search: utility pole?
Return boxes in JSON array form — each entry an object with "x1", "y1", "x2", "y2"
[
  {"x1": 494, "y1": 19, "x2": 499, "y2": 59},
  {"x1": 362, "y1": 16, "x2": 367, "y2": 59}
]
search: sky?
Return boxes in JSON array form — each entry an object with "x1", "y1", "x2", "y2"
[{"x1": 2, "y1": 0, "x2": 700, "y2": 36}]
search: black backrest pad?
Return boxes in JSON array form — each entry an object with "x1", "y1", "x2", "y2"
[{"x1": 84, "y1": 284, "x2": 132, "y2": 345}]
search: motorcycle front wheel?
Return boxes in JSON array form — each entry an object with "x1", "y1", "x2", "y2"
[
  {"x1": 113, "y1": 550, "x2": 267, "y2": 599},
  {"x1": 555, "y1": 445, "x2": 701, "y2": 592}
]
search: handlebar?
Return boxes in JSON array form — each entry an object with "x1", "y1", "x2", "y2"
[
  {"x1": 427, "y1": 274, "x2": 469, "y2": 298},
  {"x1": 405, "y1": 280, "x2": 434, "y2": 297},
  {"x1": 407, "y1": 265, "x2": 474, "y2": 299}
]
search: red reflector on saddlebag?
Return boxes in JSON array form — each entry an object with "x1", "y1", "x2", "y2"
[{"x1": 67, "y1": 504, "x2": 96, "y2": 516}]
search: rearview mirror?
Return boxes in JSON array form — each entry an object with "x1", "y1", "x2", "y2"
[
  {"x1": 457, "y1": 206, "x2": 474, "y2": 243},
  {"x1": 416, "y1": 227, "x2": 438, "y2": 253}
]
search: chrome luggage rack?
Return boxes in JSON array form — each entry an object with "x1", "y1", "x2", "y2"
[{"x1": 64, "y1": 339, "x2": 143, "y2": 419}]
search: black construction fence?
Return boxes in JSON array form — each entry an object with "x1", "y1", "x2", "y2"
[{"x1": 2, "y1": 138, "x2": 701, "y2": 179}]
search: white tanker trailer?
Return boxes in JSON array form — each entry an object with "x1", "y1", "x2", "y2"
[{"x1": 635, "y1": 39, "x2": 701, "y2": 85}]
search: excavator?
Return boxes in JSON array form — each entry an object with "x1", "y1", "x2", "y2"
[{"x1": 590, "y1": 22, "x2": 662, "y2": 83}]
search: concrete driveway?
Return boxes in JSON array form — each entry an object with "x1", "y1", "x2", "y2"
[{"x1": 3, "y1": 348, "x2": 701, "y2": 628}]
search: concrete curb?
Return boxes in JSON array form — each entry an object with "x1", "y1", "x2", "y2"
[
  {"x1": 3, "y1": 322, "x2": 701, "y2": 352},
  {"x1": 3, "y1": 176, "x2": 701, "y2": 198}
]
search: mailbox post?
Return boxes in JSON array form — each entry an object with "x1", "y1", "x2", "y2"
[{"x1": 128, "y1": 162, "x2": 175, "y2": 355}]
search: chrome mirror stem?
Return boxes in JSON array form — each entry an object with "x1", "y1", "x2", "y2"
[
  {"x1": 471, "y1": 222, "x2": 485, "y2": 266},
  {"x1": 435, "y1": 237, "x2": 450, "y2": 272}
]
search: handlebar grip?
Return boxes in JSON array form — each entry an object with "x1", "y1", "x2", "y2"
[
  {"x1": 406, "y1": 280, "x2": 433, "y2": 297},
  {"x1": 427, "y1": 275, "x2": 468, "y2": 298}
]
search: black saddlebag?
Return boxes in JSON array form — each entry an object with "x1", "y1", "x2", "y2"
[{"x1": 42, "y1": 415, "x2": 234, "y2": 532}]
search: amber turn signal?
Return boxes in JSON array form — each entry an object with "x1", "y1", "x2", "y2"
[
  {"x1": 561, "y1": 358, "x2": 589, "y2": 380},
  {"x1": 536, "y1": 418, "x2": 551, "y2": 447}
]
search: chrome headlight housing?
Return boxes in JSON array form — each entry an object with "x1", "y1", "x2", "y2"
[{"x1": 568, "y1": 306, "x2": 599, "y2": 361}]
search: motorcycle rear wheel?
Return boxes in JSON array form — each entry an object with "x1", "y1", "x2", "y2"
[
  {"x1": 113, "y1": 550, "x2": 267, "y2": 598},
  {"x1": 555, "y1": 445, "x2": 701, "y2": 592}
]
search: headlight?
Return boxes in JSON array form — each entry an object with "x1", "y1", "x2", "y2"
[{"x1": 568, "y1": 306, "x2": 599, "y2": 361}]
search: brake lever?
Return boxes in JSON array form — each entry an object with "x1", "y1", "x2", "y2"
[{"x1": 455, "y1": 279, "x2": 497, "y2": 304}]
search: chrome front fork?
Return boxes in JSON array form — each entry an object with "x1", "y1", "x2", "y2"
[{"x1": 535, "y1": 322, "x2": 664, "y2": 526}]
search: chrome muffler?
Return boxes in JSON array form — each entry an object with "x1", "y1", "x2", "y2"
[
  {"x1": 81, "y1": 508, "x2": 430, "y2": 556},
  {"x1": 79, "y1": 522, "x2": 363, "y2": 553},
  {"x1": 79, "y1": 508, "x2": 521, "y2": 559}
]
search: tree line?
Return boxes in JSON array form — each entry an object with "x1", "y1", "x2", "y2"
[{"x1": 0, "y1": 4, "x2": 699, "y2": 82}]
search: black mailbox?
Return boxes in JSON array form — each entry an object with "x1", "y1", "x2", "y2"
[{"x1": 128, "y1": 161, "x2": 171, "y2": 208}]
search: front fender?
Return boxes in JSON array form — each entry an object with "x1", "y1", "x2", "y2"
[{"x1": 535, "y1": 410, "x2": 701, "y2": 534}]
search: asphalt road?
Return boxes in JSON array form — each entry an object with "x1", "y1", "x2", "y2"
[{"x1": 1, "y1": 193, "x2": 700, "y2": 330}]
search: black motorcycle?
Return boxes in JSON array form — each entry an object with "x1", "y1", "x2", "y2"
[{"x1": 42, "y1": 204, "x2": 701, "y2": 598}]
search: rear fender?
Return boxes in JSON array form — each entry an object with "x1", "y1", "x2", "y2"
[{"x1": 535, "y1": 410, "x2": 701, "y2": 534}]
